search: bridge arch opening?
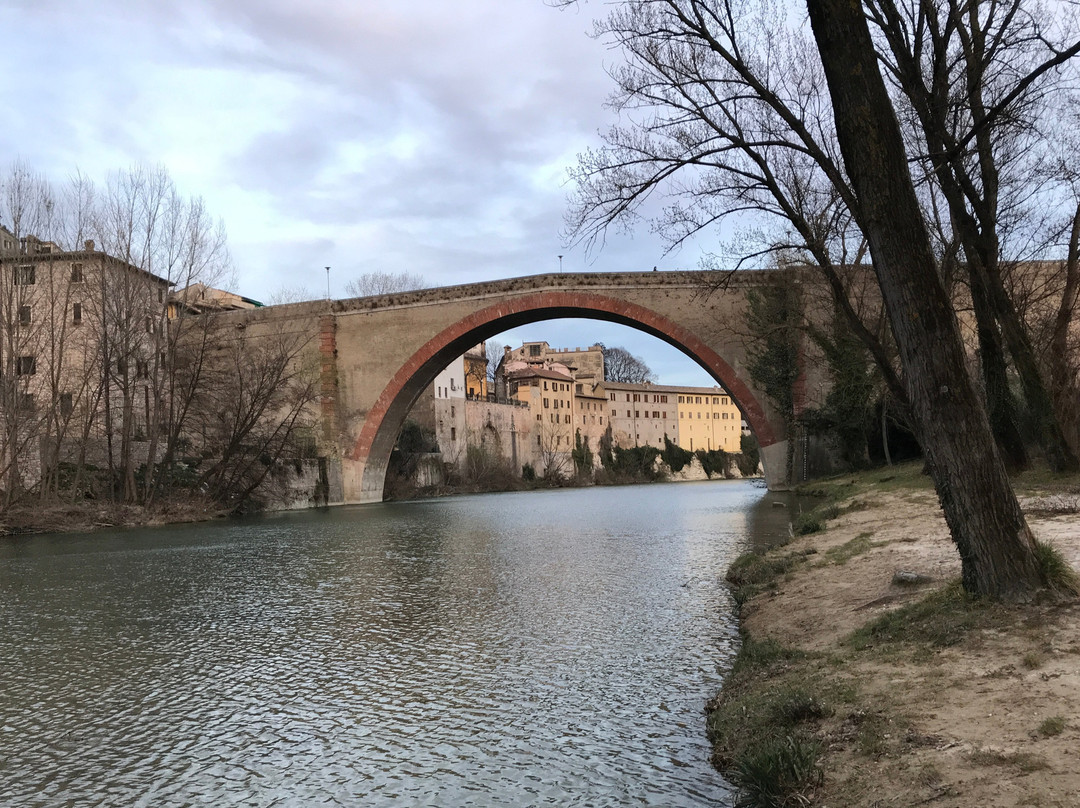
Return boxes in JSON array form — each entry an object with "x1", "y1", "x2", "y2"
[{"x1": 347, "y1": 291, "x2": 784, "y2": 502}]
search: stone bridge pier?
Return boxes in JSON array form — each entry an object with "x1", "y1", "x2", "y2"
[{"x1": 230, "y1": 271, "x2": 805, "y2": 504}]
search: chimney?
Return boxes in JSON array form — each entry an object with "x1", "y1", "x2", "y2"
[{"x1": 84, "y1": 240, "x2": 95, "y2": 252}]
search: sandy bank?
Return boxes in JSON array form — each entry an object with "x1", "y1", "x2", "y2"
[{"x1": 711, "y1": 463, "x2": 1080, "y2": 807}]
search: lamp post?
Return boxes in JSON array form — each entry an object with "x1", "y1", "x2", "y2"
[
  {"x1": 325, "y1": 266, "x2": 331, "y2": 301},
  {"x1": 558, "y1": 254, "x2": 563, "y2": 273}
]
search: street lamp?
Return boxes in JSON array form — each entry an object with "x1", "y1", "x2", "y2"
[
  {"x1": 558, "y1": 254, "x2": 563, "y2": 273},
  {"x1": 325, "y1": 266, "x2": 331, "y2": 301}
]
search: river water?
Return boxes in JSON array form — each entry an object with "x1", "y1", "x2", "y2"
[{"x1": 0, "y1": 479, "x2": 792, "y2": 807}]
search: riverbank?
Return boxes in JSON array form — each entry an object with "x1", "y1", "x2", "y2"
[
  {"x1": 710, "y1": 462, "x2": 1080, "y2": 807},
  {"x1": 0, "y1": 499, "x2": 229, "y2": 536}
]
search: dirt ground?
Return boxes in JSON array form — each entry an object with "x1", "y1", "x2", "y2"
[{"x1": 740, "y1": 472, "x2": 1080, "y2": 807}]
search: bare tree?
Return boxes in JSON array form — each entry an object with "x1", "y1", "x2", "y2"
[
  {"x1": 560, "y1": 0, "x2": 1072, "y2": 599},
  {"x1": 865, "y1": 0, "x2": 1080, "y2": 472},
  {"x1": 344, "y1": 271, "x2": 427, "y2": 297},
  {"x1": 267, "y1": 284, "x2": 317, "y2": 304},
  {"x1": 602, "y1": 345, "x2": 656, "y2": 384},
  {"x1": 485, "y1": 340, "x2": 504, "y2": 387},
  {"x1": 189, "y1": 329, "x2": 319, "y2": 508}
]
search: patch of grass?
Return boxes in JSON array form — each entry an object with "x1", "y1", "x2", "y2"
[
  {"x1": 825, "y1": 533, "x2": 879, "y2": 565},
  {"x1": 847, "y1": 581, "x2": 1012, "y2": 651},
  {"x1": 728, "y1": 634, "x2": 807, "y2": 679},
  {"x1": 727, "y1": 549, "x2": 815, "y2": 604},
  {"x1": 794, "y1": 512, "x2": 824, "y2": 535},
  {"x1": 730, "y1": 736, "x2": 822, "y2": 808},
  {"x1": 1037, "y1": 716, "x2": 1066, "y2": 737},
  {"x1": 1034, "y1": 540, "x2": 1080, "y2": 596},
  {"x1": 969, "y1": 747, "x2": 1050, "y2": 772},
  {"x1": 1022, "y1": 651, "x2": 1045, "y2": 670}
]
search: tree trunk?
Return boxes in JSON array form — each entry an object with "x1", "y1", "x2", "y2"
[
  {"x1": 805, "y1": 0, "x2": 1043, "y2": 600},
  {"x1": 1047, "y1": 204, "x2": 1080, "y2": 457},
  {"x1": 967, "y1": 262, "x2": 1027, "y2": 471}
]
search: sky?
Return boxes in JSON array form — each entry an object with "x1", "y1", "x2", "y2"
[{"x1": 0, "y1": 0, "x2": 726, "y2": 386}]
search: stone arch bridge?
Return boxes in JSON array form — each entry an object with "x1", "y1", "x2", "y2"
[{"x1": 229, "y1": 270, "x2": 811, "y2": 503}]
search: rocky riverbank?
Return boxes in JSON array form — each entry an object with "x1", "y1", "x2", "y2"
[{"x1": 710, "y1": 462, "x2": 1080, "y2": 807}]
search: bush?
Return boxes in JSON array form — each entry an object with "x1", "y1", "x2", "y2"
[
  {"x1": 521, "y1": 463, "x2": 536, "y2": 481},
  {"x1": 662, "y1": 436, "x2": 694, "y2": 472}
]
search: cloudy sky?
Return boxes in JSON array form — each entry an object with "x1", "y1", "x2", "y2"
[{"x1": 0, "y1": 0, "x2": 726, "y2": 386}]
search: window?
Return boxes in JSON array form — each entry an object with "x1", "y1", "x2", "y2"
[
  {"x1": 633, "y1": 394, "x2": 640, "y2": 402},
  {"x1": 15, "y1": 265, "x2": 35, "y2": 285},
  {"x1": 626, "y1": 410, "x2": 630, "y2": 417},
  {"x1": 451, "y1": 405, "x2": 456, "y2": 418},
  {"x1": 714, "y1": 397, "x2": 719, "y2": 405},
  {"x1": 680, "y1": 412, "x2": 684, "y2": 418},
  {"x1": 599, "y1": 417, "x2": 603, "y2": 425},
  {"x1": 543, "y1": 398, "x2": 549, "y2": 408},
  {"x1": 60, "y1": 393, "x2": 73, "y2": 417},
  {"x1": 450, "y1": 378, "x2": 456, "y2": 390},
  {"x1": 451, "y1": 427, "x2": 457, "y2": 441},
  {"x1": 117, "y1": 358, "x2": 127, "y2": 375},
  {"x1": 18, "y1": 305, "x2": 30, "y2": 325},
  {"x1": 17, "y1": 392, "x2": 34, "y2": 411},
  {"x1": 697, "y1": 412, "x2": 702, "y2": 419},
  {"x1": 626, "y1": 394, "x2": 631, "y2": 402},
  {"x1": 529, "y1": 344, "x2": 541, "y2": 357},
  {"x1": 635, "y1": 410, "x2": 639, "y2": 418},
  {"x1": 157, "y1": 288, "x2": 164, "y2": 303},
  {"x1": 72, "y1": 303, "x2": 82, "y2": 325},
  {"x1": 136, "y1": 359, "x2": 148, "y2": 379},
  {"x1": 16, "y1": 355, "x2": 36, "y2": 375},
  {"x1": 146, "y1": 317, "x2": 154, "y2": 334},
  {"x1": 70, "y1": 264, "x2": 84, "y2": 283},
  {"x1": 576, "y1": 384, "x2": 583, "y2": 394},
  {"x1": 609, "y1": 393, "x2": 615, "y2": 401},
  {"x1": 565, "y1": 415, "x2": 570, "y2": 424},
  {"x1": 537, "y1": 435, "x2": 542, "y2": 446},
  {"x1": 695, "y1": 396, "x2": 702, "y2": 404},
  {"x1": 713, "y1": 412, "x2": 718, "y2": 419}
]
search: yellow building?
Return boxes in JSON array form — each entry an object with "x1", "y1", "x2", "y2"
[{"x1": 676, "y1": 387, "x2": 742, "y2": 452}]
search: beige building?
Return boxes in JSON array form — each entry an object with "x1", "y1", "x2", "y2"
[
  {"x1": 676, "y1": 386, "x2": 743, "y2": 452},
  {"x1": 0, "y1": 227, "x2": 172, "y2": 489},
  {"x1": 499, "y1": 341, "x2": 605, "y2": 388},
  {"x1": 573, "y1": 381, "x2": 609, "y2": 468},
  {"x1": 600, "y1": 381, "x2": 680, "y2": 450},
  {"x1": 505, "y1": 362, "x2": 576, "y2": 476}
]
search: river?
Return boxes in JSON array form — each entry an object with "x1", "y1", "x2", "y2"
[{"x1": 0, "y1": 479, "x2": 793, "y2": 807}]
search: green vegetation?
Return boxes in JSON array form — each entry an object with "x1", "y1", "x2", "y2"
[
  {"x1": 661, "y1": 436, "x2": 694, "y2": 473},
  {"x1": 726, "y1": 548, "x2": 815, "y2": 604},
  {"x1": 1037, "y1": 716, "x2": 1066, "y2": 737},
  {"x1": 707, "y1": 635, "x2": 825, "y2": 808},
  {"x1": 696, "y1": 448, "x2": 731, "y2": 479},
  {"x1": 1034, "y1": 540, "x2": 1080, "y2": 596},
  {"x1": 847, "y1": 582, "x2": 1012, "y2": 651}
]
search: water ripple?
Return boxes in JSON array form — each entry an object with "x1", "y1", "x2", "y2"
[{"x1": 0, "y1": 481, "x2": 786, "y2": 807}]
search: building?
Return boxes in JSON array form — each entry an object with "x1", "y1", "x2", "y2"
[
  {"x1": 504, "y1": 360, "x2": 576, "y2": 476},
  {"x1": 600, "y1": 381, "x2": 679, "y2": 450},
  {"x1": 0, "y1": 227, "x2": 172, "y2": 491},
  {"x1": 498, "y1": 341, "x2": 605, "y2": 390},
  {"x1": 675, "y1": 387, "x2": 742, "y2": 452}
]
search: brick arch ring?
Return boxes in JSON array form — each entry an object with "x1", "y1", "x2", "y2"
[{"x1": 349, "y1": 291, "x2": 778, "y2": 500}]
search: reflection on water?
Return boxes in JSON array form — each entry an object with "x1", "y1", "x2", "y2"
[{"x1": 0, "y1": 480, "x2": 788, "y2": 807}]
